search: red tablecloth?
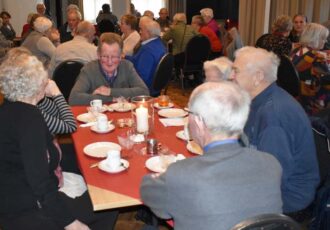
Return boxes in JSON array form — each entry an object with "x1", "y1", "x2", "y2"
[{"x1": 71, "y1": 106, "x2": 192, "y2": 210}]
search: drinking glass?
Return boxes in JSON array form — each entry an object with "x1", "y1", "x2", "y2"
[{"x1": 117, "y1": 129, "x2": 135, "y2": 159}]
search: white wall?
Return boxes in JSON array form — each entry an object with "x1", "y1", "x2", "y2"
[{"x1": 2, "y1": 0, "x2": 41, "y2": 37}]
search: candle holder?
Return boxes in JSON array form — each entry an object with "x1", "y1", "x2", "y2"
[{"x1": 131, "y1": 96, "x2": 154, "y2": 136}]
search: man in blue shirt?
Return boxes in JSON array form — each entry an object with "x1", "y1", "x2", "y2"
[
  {"x1": 232, "y1": 46, "x2": 320, "y2": 218},
  {"x1": 140, "y1": 82, "x2": 283, "y2": 230},
  {"x1": 126, "y1": 17, "x2": 166, "y2": 96}
]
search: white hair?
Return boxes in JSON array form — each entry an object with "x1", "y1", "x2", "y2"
[
  {"x1": 189, "y1": 81, "x2": 251, "y2": 136},
  {"x1": 146, "y1": 20, "x2": 161, "y2": 37},
  {"x1": 200, "y1": 8, "x2": 214, "y2": 19},
  {"x1": 204, "y1": 57, "x2": 233, "y2": 81},
  {"x1": 67, "y1": 9, "x2": 82, "y2": 20},
  {"x1": 234, "y1": 46, "x2": 279, "y2": 83},
  {"x1": 66, "y1": 4, "x2": 79, "y2": 12},
  {"x1": 0, "y1": 48, "x2": 47, "y2": 102},
  {"x1": 33, "y1": 16, "x2": 52, "y2": 33},
  {"x1": 300, "y1": 23, "x2": 329, "y2": 49}
]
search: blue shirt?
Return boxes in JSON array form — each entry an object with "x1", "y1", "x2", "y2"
[
  {"x1": 126, "y1": 37, "x2": 166, "y2": 96},
  {"x1": 244, "y1": 83, "x2": 320, "y2": 213}
]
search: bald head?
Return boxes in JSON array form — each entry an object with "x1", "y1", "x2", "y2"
[{"x1": 76, "y1": 21, "x2": 95, "y2": 43}]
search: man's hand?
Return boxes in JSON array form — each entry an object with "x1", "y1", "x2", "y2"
[{"x1": 93, "y1": 86, "x2": 111, "y2": 96}]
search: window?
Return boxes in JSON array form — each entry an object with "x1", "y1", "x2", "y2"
[
  {"x1": 83, "y1": 0, "x2": 112, "y2": 23},
  {"x1": 131, "y1": 0, "x2": 167, "y2": 18}
]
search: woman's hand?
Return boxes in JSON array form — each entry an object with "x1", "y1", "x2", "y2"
[
  {"x1": 44, "y1": 80, "x2": 62, "y2": 97},
  {"x1": 65, "y1": 220, "x2": 90, "y2": 230}
]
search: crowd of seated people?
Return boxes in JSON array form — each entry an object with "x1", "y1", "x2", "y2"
[{"x1": 0, "y1": 3, "x2": 330, "y2": 230}]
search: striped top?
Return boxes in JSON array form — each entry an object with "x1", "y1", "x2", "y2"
[{"x1": 37, "y1": 95, "x2": 77, "y2": 135}]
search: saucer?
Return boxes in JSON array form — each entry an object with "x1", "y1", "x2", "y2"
[
  {"x1": 76, "y1": 113, "x2": 96, "y2": 123},
  {"x1": 153, "y1": 102, "x2": 174, "y2": 109},
  {"x1": 98, "y1": 159, "x2": 129, "y2": 173},
  {"x1": 91, "y1": 124, "x2": 115, "y2": 134},
  {"x1": 176, "y1": 130, "x2": 190, "y2": 141},
  {"x1": 186, "y1": 141, "x2": 203, "y2": 155}
]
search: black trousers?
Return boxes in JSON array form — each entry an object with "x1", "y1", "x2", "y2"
[{"x1": 0, "y1": 192, "x2": 118, "y2": 230}]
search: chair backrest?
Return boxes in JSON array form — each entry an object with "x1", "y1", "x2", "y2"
[
  {"x1": 183, "y1": 34, "x2": 211, "y2": 73},
  {"x1": 277, "y1": 55, "x2": 300, "y2": 98},
  {"x1": 53, "y1": 60, "x2": 84, "y2": 101},
  {"x1": 97, "y1": 19, "x2": 115, "y2": 34},
  {"x1": 230, "y1": 214, "x2": 301, "y2": 230},
  {"x1": 152, "y1": 53, "x2": 174, "y2": 96}
]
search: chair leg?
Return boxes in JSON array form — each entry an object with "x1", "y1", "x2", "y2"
[{"x1": 180, "y1": 69, "x2": 185, "y2": 95}]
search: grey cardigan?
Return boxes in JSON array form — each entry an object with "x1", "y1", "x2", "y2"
[{"x1": 69, "y1": 59, "x2": 149, "y2": 105}]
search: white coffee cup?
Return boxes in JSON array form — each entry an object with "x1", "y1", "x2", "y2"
[
  {"x1": 106, "y1": 150, "x2": 121, "y2": 169},
  {"x1": 96, "y1": 114, "x2": 108, "y2": 131},
  {"x1": 90, "y1": 99, "x2": 103, "y2": 110}
]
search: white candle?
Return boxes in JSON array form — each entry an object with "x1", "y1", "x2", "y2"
[{"x1": 136, "y1": 105, "x2": 149, "y2": 133}]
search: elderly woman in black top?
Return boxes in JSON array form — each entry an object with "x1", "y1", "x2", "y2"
[
  {"x1": 256, "y1": 15, "x2": 293, "y2": 57},
  {"x1": 0, "y1": 48, "x2": 117, "y2": 230}
]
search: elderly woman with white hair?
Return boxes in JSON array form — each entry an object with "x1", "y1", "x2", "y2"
[
  {"x1": 0, "y1": 48, "x2": 118, "y2": 230},
  {"x1": 290, "y1": 22, "x2": 330, "y2": 115},
  {"x1": 204, "y1": 57, "x2": 233, "y2": 82},
  {"x1": 21, "y1": 16, "x2": 56, "y2": 68},
  {"x1": 256, "y1": 15, "x2": 293, "y2": 57},
  {"x1": 200, "y1": 8, "x2": 219, "y2": 36}
]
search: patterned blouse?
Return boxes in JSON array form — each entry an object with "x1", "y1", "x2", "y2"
[
  {"x1": 256, "y1": 33, "x2": 292, "y2": 57},
  {"x1": 290, "y1": 45, "x2": 330, "y2": 115}
]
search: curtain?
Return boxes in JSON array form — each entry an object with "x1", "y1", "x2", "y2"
[
  {"x1": 168, "y1": 0, "x2": 185, "y2": 19},
  {"x1": 239, "y1": 0, "x2": 267, "y2": 46}
]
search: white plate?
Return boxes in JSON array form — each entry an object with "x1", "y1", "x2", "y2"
[
  {"x1": 176, "y1": 130, "x2": 190, "y2": 141},
  {"x1": 83, "y1": 142, "x2": 121, "y2": 158},
  {"x1": 98, "y1": 159, "x2": 129, "y2": 173},
  {"x1": 108, "y1": 103, "x2": 136, "y2": 112},
  {"x1": 145, "y1": 154, "x2": 186, "y2": 173},
  {"x1": 158, "y1": 108, "x2": 188, "y2": 118},
  {"x1": 76, "y1": 113, "x2": 96, "y2": 123},
  {"x1": 145, "y1": 156, "x2": 167, "y2": 173},
  {"x1": 186, "y1": 141, "x2": 203, "y2": 155},
  {"x1": 153, "y1": 102, "x2": 174, "y2": 109},
  {"x1": 90, "y1": 124, "x2": 115, "y2": 134}
]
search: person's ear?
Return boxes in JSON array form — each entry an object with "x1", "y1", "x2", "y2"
[{"x1": 253, "y1": 70, "x2": 264, "y2": 87}]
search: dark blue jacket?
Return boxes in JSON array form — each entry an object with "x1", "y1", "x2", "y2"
[
  {"x1": 126, "y1": 37, "x2": 166, "y2": 96},
  {"x1": 244, "y1": 83, "x2": 320, "y2": 213}
]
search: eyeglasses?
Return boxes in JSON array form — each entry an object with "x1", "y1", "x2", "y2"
[
  {"x1": 184, "y1": 107, "x2": 199, "y2": 116},
  {"x1": 100, "y1": 55, "x2": 121, "y2": 62}
]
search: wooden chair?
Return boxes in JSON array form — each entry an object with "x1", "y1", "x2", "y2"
[{"x1": 52, "y1": 60, "x2": 84, "y2": 101}]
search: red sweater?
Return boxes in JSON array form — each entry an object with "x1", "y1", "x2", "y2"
[{"x1": 199, "y1": 26, "x2": 222, "y2": 52}]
